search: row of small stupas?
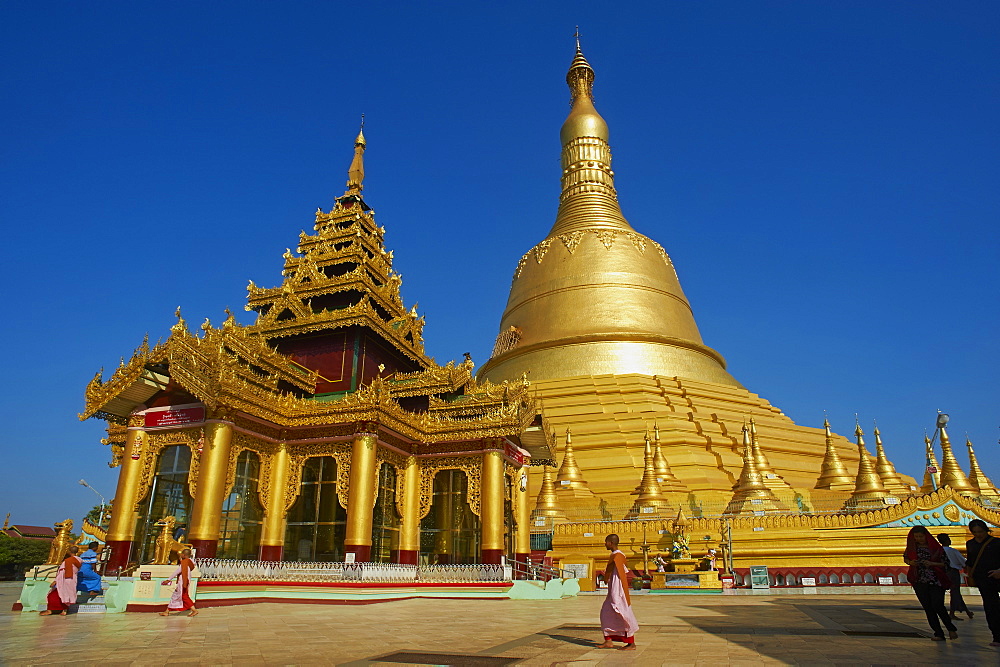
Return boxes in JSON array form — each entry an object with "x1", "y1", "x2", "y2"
[{"x1": 531, "y1": 418, "x2": 998, "y2": 523}]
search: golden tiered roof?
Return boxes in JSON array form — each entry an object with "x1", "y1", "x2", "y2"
[{"x1": 82, "y1": 131, "x2": 541, "y2": 455}]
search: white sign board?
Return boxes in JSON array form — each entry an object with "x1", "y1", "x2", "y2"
[
  {"x1": 344, "y1": 552, "x2": 356, "y2": 563},
  {"x1": 562, "y1": 563, "x2": 589, "y2": 579},
  {"x1": 878, "y1": 576, "x2": 895, "y2": 585},
  {"x1": 801, "y1": 577, "x2": 816, "y2": 586}
]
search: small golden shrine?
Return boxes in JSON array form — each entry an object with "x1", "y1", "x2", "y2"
[{"x1": 82, "y1": 127, "x2": 547, "y2": 570}]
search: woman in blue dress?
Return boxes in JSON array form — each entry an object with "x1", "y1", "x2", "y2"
[{"x1": 76, "y1": 541, "x2": 103, "y2": 599}]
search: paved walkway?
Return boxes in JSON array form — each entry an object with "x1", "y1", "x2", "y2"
[{"x1": 3, "y1": 583, "x2": 999, "y2": 665}]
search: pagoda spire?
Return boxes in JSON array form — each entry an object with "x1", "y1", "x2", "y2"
[
  {"x1": 966, "y1": 437, "x2": 1000, "y2": 499},
  {"x1": 873, "y1": 423, "x2": 910, "y2": 495},
  {"x1": 938, "y1": 422, "x2": 975, "y2": 493},
  {"x1": 531, "y1": 465, "x2": 567, "y2": 521},
  {"x1": 921, "y1": 434, "x2": 941, "y2": 493},
  {"x1": 345, "y1": 116, "x2": 366, "y2": 195},
  {"x1": 549, "y1": 35, "x2": 630, "y2": 237},
  {"x1": 815, "y1": 418, "x2": 853, "y2": 491},
  {"x1": 652, "y1": 423, "x2": 686, "y2": 493},
  {"x1": 555, "y1": 428, "x2": 591, "y2": 491},
  {"x1": 724, "y1": 423, "x2": 785, "y2": 515},
  {"x1": 748, "y1": 418, "x2": 793, "y2": 493},
  {"x1": 625, "y1": 431, "x2": 670, "y2": 518},
  {"x1": 844, "y1": 420, "x2": 894, "y2": 510}
]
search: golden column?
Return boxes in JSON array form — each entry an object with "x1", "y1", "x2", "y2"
[
  {"x1": 397, "y1": 455, "x2": 421, "y2": 565},
  {"x1": 514, "y1": 464, "x2": 532, "y2": 570},
  {"x1": 259, "y1": 443, "x2": 290, "y2": 561},
  {"x1": 188, "y1": 421, "x2": 234, "y2": 558},
  {"x1": 344, "y1": 425, "x2": 379, "y2": 561},
  {"x1": 480, "y1": 448, "x2": 506, "y2": 564},
  {"x1": 105, "y1": 427, "x2": 146, "y2": 571}
]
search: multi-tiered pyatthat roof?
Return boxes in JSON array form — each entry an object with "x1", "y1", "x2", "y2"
[
  {"x1": 479, "y1": 42, "x2": 739, "y2": 386},
  {"x1": 82, "y1": 129, "x2": 542, "y2": 456}
]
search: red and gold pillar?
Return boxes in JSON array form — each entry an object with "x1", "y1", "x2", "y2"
[
  {"x1": 515, "y1": 463, "x2": 531, "y2": 572},
  {"x1": 344, "y1": 426, "x2": 379, "y2": 561},
  {"x1": 187, "y1": 421, "x2": 233, "y2": 558},
  {"x1": 395, "y1": 455, "x2": 420, "y2": 564},
  {"x1": 105, "y1": 427, "x2": 145, "y2": 571},
  {"x1": 259, "y1": 443, "x2": 289, "y2": 561},
  {"x1": 480, "y1": 449, "x2": 506, "y2": 564}
]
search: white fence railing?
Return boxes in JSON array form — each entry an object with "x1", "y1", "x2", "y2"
[{"x1": 194, "y1": 559, "x2": 512, "y2": 583}]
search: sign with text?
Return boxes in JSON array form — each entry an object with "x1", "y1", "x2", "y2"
[
  {"x1": 145, "y1": 406, "x2": 205, "y2": 428},
  {"x1": 503, "y1": 441, "x2": 525, "y2": 467},
  {"x1": 750, "y1": 565, "x2": 770, "y2": 589},
  {"x1": 801, "y1": 577, "x2": 817, "y2": 587}
]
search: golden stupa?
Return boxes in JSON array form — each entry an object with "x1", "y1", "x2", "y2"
[{"x1": 479, "y1": 41, "x2": 910, "y2": 515}]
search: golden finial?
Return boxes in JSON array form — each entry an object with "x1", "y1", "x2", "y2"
[
  {"x1": 724, "y1": 423, "x2": 785, "y2": 515},
  {"x1": 574, "y1": 25, "x2": 581, "y2": 52},
  {"x1": 815, "y1": 417, "x2": 853, "y2": 491},
  {"x1": 966, "y1": 437, "x2": 1000, "y2": 498},
  {"x1": 531, "y1": 465, "x2": 567, "y2": 521},
  {"x1": 872, "y1": 421, "x2": 909, "y2": 495},
  {"x1": 555, "y1": 428, "x2": 591, "y2": 492},
  {"x1": 626, "y1": 430, "x2": 669, "y2": 518},
  {"x1": 937, "y1": 417, "x2": 975, "y2": 493},
  {"x1": 346, "y1": 116, "x2": 366, "y2": 194},
  {"x1": 922, "y1": 432, "x2": 941, "y2": 493},
  {"x1": 844, "y1": 420, "x2": 894, "y2": 510},
  {"x1": 651, "y1": 422, "x2": 685, "y2": 491}
]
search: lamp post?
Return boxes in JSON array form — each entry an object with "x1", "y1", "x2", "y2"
[{"x1": 79, "y1": 479, "x2": 107, "y2": 528}]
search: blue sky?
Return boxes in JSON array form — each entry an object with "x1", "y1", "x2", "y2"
[{"x1": 1, "y1": 2, "x2": 997, "y2": 527}]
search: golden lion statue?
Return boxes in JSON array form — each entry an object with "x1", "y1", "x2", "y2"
[
  {"x1": 152, "y1": 516, "x2": 193, "y2": 564},
  {"x1": 45, "y1": 519, "x2": 74, "y2": 565}
]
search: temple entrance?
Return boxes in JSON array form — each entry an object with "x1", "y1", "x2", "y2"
[
  {"x1": 217, "y1": 450, "x2": 264, "y2": 559},
  {"x1": 284, "y1": 456, "x2": 346, "y2": 562},
  {"x1": 370, "y1": 462, "x2": 400, "y2": 562},
  {"x1": 135, "y1": 445, "x2": 193, "y2": 563},
  {"x1": 419, "y1": 469, "x2": 480, "y2": 564}
]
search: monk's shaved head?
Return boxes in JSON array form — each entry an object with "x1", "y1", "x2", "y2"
[{"x1": 605, "y1": 534, "x2": 619, "y2": 547}]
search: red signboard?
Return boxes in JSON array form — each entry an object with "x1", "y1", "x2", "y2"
[
  {"x1": 504, "y1": 441, "x2": 526, "y2": 467},
  {"x1": 144, "y1": 406, "x2": 205, "y2": 428}
]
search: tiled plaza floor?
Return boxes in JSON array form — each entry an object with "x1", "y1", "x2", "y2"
[{"x1": 3, "y1": 583, "x2": 1000, "y2": 665}]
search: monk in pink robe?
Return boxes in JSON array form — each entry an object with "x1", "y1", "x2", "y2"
[
  {"x1": 40, "y1": 546, "x2": 81, "y2": 616},
  {"x1": 160, "y1": 548, "x2": 198, "y2": 617},
  {"x1": 595, "y1": 534, "x2": 639, "y2": 649}
]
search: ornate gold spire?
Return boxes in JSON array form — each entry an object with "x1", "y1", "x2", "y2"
[
  {"x1": 477, "y1": 42, "x2": 739, "y2": 387},
  {"x1": 652, "y1": 423, "x2": 686, "y2": 493},
  {"x1": 748, "y1": 418, "x2": 793, "y2": 493},
  {"x1": 844, "y1": 421, "x2": 894, "y2": 510},
  {"x1": 345, "y1": 116, "x2": 366, "y2": 195},
  {"x1": 625, "y1": 431, "x2": 670, "y2": 518},
  {"x1": 921, "y1": 433, "x2": 941, "y2": 493},
  {"x1": 531, "y1": 465, "x2": 567, "y2": 521},
  {"x1": 555, "y1": 429, "x2": 593, "y2": 494},
  {"x1": 815, "y1": 418, "x2": 854, "y2": 491},
  {"x1": 724, "y1": 423, "x2": 785, "y2": 515},
  {"x1": 966, "y1": 437, "x2": 1000, "y2": 499},
  {"x1": 873, "y1": 423, "x2": 910, "y2": 495},
  {"x1": 938, "y1": 423, "x2": 975, "y2": 493}
]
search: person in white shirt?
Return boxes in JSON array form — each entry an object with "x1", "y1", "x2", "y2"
[{"x1": 938, "y1": 533, "x2": 973, "y2": 620}]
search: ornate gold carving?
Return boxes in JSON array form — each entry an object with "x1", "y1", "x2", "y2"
[
  {"x1": 532, "y1": 239, "x2": 552, "y2": 264},
  {"x1": 594, "y1": 229, "x2": 616, "y2": 249},
  {"x1": 417, "y1": 455, "x2": 483, "y2": 519},
  {"x1": 558, "y1": 231, "x2": 585, "y2": 254},
  {"x1": 46, "y1": 520, "x2": 74, "y2": 565},
  {"x1": 284, "y1": 442, "x2": 352, "y2": 512},
  {"x1": 133, "y1": 428, "x2": 201, "y2": 511}
]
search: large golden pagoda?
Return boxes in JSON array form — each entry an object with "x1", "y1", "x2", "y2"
[{"x1": 479, "y1": 42, "x2": 911, "y2": 514}]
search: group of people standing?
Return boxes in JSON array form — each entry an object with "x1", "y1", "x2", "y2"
[
  {"x1": 905, "y1": 520, "x2": 1000, "y2": 645},
  {"x1": 39, "y1": 543, "x2": 198, "y2": 617}
]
